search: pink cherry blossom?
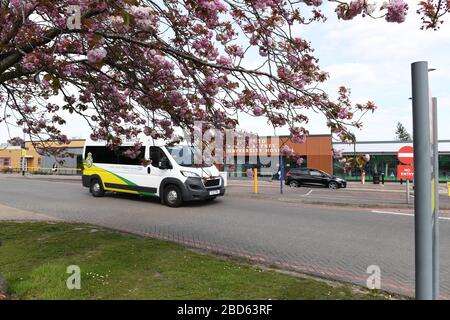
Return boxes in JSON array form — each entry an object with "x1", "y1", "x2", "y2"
[
  {"x1": 333, "y1": 148, "x2": 344, "y2": 159},
  {"x1": 281, "y1": 145, "x2": 294, "y2": 157},
  {"x1": 1, "y1": 0, "x2": 424, "y2": 151},
  {"x1": 304, "y1": 0, "x2": 323, "y2": 6},
  {"x1": 385, "y1": 0, "x2": 408, "y2": 23},
  {"x1": 87, "y1": 48, "x2": 107, "y2": 64},
  {"x1": 7, "y1": 137, "x2": 25, "y2": 146},
  {"x1": 252, "y1": 107, "x2": 265, "y2": 116},
  {"x1": 297, "y1": 157, "x2": 305, "y2": 165}
]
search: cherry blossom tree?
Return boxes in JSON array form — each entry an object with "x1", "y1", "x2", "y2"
[{"x1": 0, "y1": 0, "x2": 445, "y2": 154}]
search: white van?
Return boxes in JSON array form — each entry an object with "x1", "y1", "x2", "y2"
[{"x1": 81, "y1": 138, "x2": 225, "y2": 207}]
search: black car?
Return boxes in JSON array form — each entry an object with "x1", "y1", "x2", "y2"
[{"x1": 285, "y1": 168, "x2": 346, "y2": 189}]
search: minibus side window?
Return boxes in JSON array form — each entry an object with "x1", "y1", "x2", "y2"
[
  {"x1": 84, "y1": 146, "x2": 118, "y2": 164},
  {"x1": 117, "y1": 146, "x2": 146, "y2": 166},
  {"x1": 150, "y1": 147, "x2": 166, "y2": 167},
  {"x1": 84, "y1": 146, "x2": 145, "y2": 165}
]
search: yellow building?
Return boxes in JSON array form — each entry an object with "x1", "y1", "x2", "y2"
[
  {"x1": 0, "y1": 140, "x2": 86, "y2": 174},
  {"x1": 0, "y1": 145, "x2": 22, "y2": 171}
]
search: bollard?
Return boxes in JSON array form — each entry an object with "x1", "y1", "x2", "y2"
[{"x1": 254, "y1": 168, "x2": 258, "y2": 194}]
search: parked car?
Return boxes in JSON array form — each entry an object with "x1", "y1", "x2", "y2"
[{"x1": 285, "y1": 168, "x2": 347, "y2": 189}]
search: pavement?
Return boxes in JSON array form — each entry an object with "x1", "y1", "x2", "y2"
[
  {"x1": 1, "y1": 174, "x2": 450, "y2": 298},
  {"x1": 0, "y1": 203, "x2": 61, "y2": 222}
]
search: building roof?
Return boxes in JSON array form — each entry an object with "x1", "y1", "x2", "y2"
[
  {"x1": 333, "y1": 140, "x2": 450, "y2": 154},
  {"x1": 0, "y1": 144, "x2": 21, "y2": 150}
]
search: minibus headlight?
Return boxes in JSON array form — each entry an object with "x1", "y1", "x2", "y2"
[{"x1": 181, "y1": 171, "x2": 200, "y2": 178}]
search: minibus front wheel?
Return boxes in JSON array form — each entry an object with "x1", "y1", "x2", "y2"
[
  {"x1": 90, "y1": 179, "x2": 105, "y2": 197},
  {"x1": 164, "y1": 185, "x2": 183, "y2": 207}
]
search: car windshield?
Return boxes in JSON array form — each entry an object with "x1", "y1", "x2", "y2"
[
  {"x1": 318, "y1": 170, "x2": 330, "y2": 177},
  {"x1": 166, "y1": 145, "x2": 210, "y2": 168}
]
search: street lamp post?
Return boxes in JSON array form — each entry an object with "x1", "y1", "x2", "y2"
[{"x1": 411, "y1": 61, "x2": 433, "y2": 300}]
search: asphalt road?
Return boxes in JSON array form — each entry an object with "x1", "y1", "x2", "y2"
[{"x1": 0, "y1": 175, "x2": 449, "y2": 298}]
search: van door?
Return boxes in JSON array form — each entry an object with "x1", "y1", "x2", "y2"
[
  {"x1": 147, "y1": 146, "x2": 172, "y2": 197},
  {"x1": 117, "y1": 146, "x2": 166, "y2": 196}
]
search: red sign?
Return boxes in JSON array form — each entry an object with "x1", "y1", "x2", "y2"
[
  {"x1": 397, "y1": 165, "x2": 414, "y2": 180},
  {"x1": 397, "y1": 146, "x2": 414, "y2": 165}
]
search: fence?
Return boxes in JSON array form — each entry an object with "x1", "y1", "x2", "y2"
[{"x1": 0, "y1": 167, "x2": 82, "y2": 176}]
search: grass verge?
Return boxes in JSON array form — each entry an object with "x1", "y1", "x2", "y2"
[{"x1": 0, "y1": 222, "x2": 389, "y2": 300}]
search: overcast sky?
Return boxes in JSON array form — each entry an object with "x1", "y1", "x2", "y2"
[
  {"x1": 240, "y1": 2, "x2": 450, "y2": 141},
  {"x1": 1, "y1": 2, "x2": 449, "y2": 143}
]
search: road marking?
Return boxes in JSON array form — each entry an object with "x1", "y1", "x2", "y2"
[
  {"x1": 345, "y1": 188, "x2": 412, "y2": 194},
  {"x1": 304, "y1": 189, "x2": 313, "y2": 197},
  {"x1": 371, "y1": 210, "x2": 450, "y2": 221},
  {"x1": 371, "y1": 210, "x2": 413, "y2": 217}
]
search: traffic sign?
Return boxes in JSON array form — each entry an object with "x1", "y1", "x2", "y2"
[
  {"x1": 397, "y1": 165, "x2": 414, "y2": 180},
  {"x1": 398, "y1": 146, "x2": 414, "y2": 165}
]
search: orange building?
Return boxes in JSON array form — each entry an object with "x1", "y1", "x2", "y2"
[
  {"x1": 279, "y1": 135, "x2": 333, "y2": 174},
  {"x1": 225, "y1": 134, "x2": 333, "y2": 177}
]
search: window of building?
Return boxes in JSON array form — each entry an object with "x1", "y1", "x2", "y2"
[
  {"x1": 0, "y1": 158, "x2": 10, "y2": 168},
  {"x1": 439, "y1": 155, "x2": 450, "y2": 179}
]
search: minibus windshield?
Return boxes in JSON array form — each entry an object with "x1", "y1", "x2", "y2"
[{"x1": 166, "y1": 146, "x2": 211, "y2": 168}]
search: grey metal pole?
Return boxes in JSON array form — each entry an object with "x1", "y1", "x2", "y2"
[
  {"x1": 280, "y1": 155, "x2": 284, "y2": 194},
  {"x1": 411, "y1": 61, "x2": 433, "y2": 300},
  {"x1": 432, "y1": 97, "x2": 440, "y2": 300},
  {"x1": 406, "y1": 180, "x2": 410, "y2": 204}
]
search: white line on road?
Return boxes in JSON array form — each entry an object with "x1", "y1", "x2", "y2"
[
  {"x1": 303, "y1": 189, "x2": 313, "y2": 197},
  {"x1": 371, "y1": 210, "x2": 450, "y2": 221}
]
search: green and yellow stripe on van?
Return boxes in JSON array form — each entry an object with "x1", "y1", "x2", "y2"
[{"x1": 83, "y1": 163, "x2": 155, "y2": 196}]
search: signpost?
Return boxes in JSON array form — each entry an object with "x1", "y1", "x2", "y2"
[
  {"x1": 397, "y1": 146, "x2": 414, "y2": 204},
  {"x1": 411, "y1": 61, "x2": 433, "y2": 300},
  {"x1": 253, "y1": 168, "x2": 258, "y2": 194},
  {"x1": 397, "y1": 146, "x2": 414, "y2": 165},
  {"x1": 21, "y1": 149, "x2": 27, "y2": 176},
  {"x1": 397, "y1": 165, "x2": 414, "y2": 179},
  {"x1": 280, "y1": 156, "x2": 284, "y2": 194}
]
